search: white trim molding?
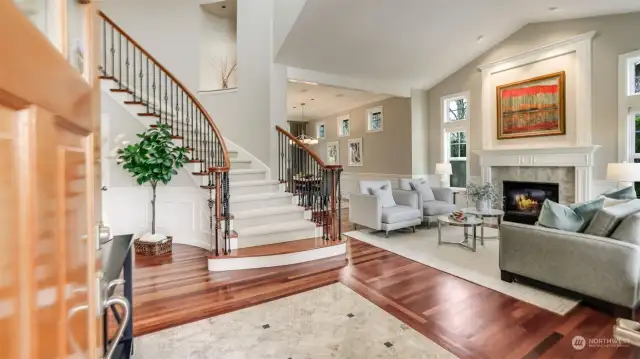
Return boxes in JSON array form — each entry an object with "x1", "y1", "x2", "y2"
[
  {"x1": 207, "y1": 243, "x2": 346, "y2": 271},
  {"x1": 478, "y1": 31, "x2": 596, "y2": 149},
  {"x1": 475, "y1": 146, "x2": 600, "y2": 202}
]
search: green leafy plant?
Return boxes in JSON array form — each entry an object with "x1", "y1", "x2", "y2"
[
  {"x1": 117, "y1": 123, "x2": 189, "y2": 235},
  {"x1": 466, "y1": 182, "x2": 500, "y2": 205}
]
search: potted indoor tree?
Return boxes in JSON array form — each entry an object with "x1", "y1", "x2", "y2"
[{"x1": 117, "y1": 123, "x2": 189, "y2": 255}]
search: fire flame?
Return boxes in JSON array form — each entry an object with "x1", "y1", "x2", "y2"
[{"x1": 515, "y1": 193, "x2": 539, "y2": 210}]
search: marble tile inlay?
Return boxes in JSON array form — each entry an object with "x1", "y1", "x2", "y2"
[
  {"x1": 133, "y1": 283, "x2": 457, "y2": 359},
  {"x1": 492, "y1": 166, "x2": 575, "y2": 204}
]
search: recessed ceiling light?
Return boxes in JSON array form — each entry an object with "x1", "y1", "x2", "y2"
[
  {"x1": 222, "y1": 5, "x2": 226, "y2": 9},
  {"x1": 310, "y1": 98, "x2": 315, "y2": 101},
  {"x1": 476, "y1": 35, "x2": 484, "y2": 43},
  {"x1": 335, "y1": 94, "x2": 344, "y2": 98},
  {"x1": 300, "y1": 89, "x2": 308, "y2": 93},
  {"x1": 293, "y1": 106, "x2": 297, "y2": 109},
  {"x1": 548, "y1": 6, "x2": 558, "y2": 11}
]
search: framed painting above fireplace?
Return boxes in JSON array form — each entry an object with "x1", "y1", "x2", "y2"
[{"x1": 496, "y1": 71, "x2": 566, "y2": 140}]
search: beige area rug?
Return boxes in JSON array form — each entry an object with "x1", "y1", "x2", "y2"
[
  {"x1": 345, "y1": 225, "x2": 580, "y2": 315},
  {"x1": 134, "y1": 283, "x2": 457, "y2": 359}
]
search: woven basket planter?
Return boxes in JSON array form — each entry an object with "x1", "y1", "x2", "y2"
[{"x1": 134, "y1": 236, "x2": 173, "y2": 256}]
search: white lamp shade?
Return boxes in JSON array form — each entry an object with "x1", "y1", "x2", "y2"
[
  {"x1": 606, "y1": 163, "x2": 640, "y2": 182},
  {"x1": 435, "y1": 162, "x2": 453, "y2": 175}
]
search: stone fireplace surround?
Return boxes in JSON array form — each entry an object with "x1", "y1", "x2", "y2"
[{"x1": 475, "y1": 146, "x2": 600, "y2": 204}]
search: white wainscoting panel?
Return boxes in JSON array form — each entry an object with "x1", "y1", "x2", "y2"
[{"x1": 104, "y1": 186, "x2": 212, "y2": 249}]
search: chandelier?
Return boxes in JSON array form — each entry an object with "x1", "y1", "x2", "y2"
[{"x1": 293, "y1": 102, "x2": 318, "y2": 145}]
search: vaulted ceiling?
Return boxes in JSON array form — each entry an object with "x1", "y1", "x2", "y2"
[{"x1": 276, "y1": 0, "x2": 640, "y2": 91}]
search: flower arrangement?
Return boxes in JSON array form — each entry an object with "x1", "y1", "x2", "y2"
[{"x1": 466, "y1": 182, "x2": 500, "y2": 211}]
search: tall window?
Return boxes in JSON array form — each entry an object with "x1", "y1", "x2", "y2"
[
  {"x1": 634, "y1": 60, "x2": 640, "y2": 95},
  {"x1": 634, "y1": 112, "x2": 640, "y2": 195},
  {"x1": 442, "y1": 93, "x2": 469, "y2": 187}
]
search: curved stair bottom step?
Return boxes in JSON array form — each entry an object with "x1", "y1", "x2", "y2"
[{"x1": 207, "y1": 238, "x2": 346, "y2": 272}]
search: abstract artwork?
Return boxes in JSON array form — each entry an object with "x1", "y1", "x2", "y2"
[
  {"x1": 326, "y1": 141, "x2": 339, "y2": 164},
  {"x1": 348, "y1": 138, "x2": 363, "y2": 166},
  {"x1": 337, "y1": 114, "x2": 350, "y2": 137},
  {"x1": 496, "y1": 72, "x2": 565, "y2": 140},
  {"x1": 366, "y1": 106, "x2": 383, "y2": 132},
  {"x1": 317, "y1": 122, "x2": 325, "y2": 140}
]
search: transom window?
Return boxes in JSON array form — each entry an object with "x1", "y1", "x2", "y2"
[
  {"x1": 446, "y1": 97, "x2": 468, "y2": 122},
  {"x1": 442, "y1": 92, "x2": 469, "y2": 187}
]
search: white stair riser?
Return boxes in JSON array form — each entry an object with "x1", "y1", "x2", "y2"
[
  {"x1": 231, "y1": 183, "x2": 279, "y2": 196},
  {"x1": 236, "y1": 227, "x2": 317, "y2": 248},
  {"x1": 234, "y1": 211, "x2": 305, "y2": 230},
  {"x1": 207, "y1": 244, "x2": 346, "y2": 271},
  {"x1": 231, "y1": 196, "x2": 292, "y2": 212},
  {"x1": 229, "y1": 172, "x2": 266, "y2": 182},
  {"x1": 230, "y1": 161, "x2": 252, "y2": 170}
]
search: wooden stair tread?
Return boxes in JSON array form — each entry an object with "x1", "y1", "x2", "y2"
[
  {"x1": 207, "y1": 237, "x2": 344, "y2": 259},
  {"x1": 110, "y1": 88, "x2": 132, "y2": 94},
  {"x1": 124, "y1": 100, "x2": 144, "y2": 105}
]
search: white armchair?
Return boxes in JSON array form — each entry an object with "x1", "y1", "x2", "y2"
[
  {"x1": 349, "y1": 180, "x2": 422, "y2": 237},
  {"x1": 399, "y1": 178, "x2": 456, "y2": 228}
]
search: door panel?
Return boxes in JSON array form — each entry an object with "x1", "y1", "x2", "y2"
[{"x1": 0, "y1": 0, "x2": 101, "y2": 358}]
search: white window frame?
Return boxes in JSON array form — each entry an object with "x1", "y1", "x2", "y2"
[
  {"x1": 441, "y1": 91, "x2": 470, "y2": 187},
  {"x1": 618, "y1": 50, "x2": 640, "y2": 162}
]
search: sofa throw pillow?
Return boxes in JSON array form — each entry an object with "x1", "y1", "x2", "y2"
[
  {"x1": 603, "y1": 186, "x2": 637, "y2": 200},
  {"x1": 368, "y1": 184, "x2": 396, "y2": 208},
  {"x1": 610, "y1": 212, "x2": 640, "y2": 245},
  {"x1": 569, "y1": 197, "x2": 606, "y2": 232},
  {"x1": 408, "y1": 179, "x2": 435, "y2": 201},
  {"x1": 537, "y1": 200, "x2": 584, "y2": 232},
  {"x1": 598, "y1": 195, "x2": 632, "y2": 208},
  {"x1": 584, "y1": 199, "x2": 640, "y2": 237}
]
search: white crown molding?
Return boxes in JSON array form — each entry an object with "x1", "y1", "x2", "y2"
[
  {"x1": 477, "y1": 31, "x2": 596, "y2": 73},
  {"x1": 478, "y1": 31, "x2": 596, "y2": 150}
]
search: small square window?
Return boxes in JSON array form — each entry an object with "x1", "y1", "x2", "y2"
[{"x1": 446, "y1": 98, "x2": 468, "y2": 122}]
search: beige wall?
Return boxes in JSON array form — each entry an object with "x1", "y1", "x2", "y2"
[
  {"x1": 310, "y1": 97, "x2": 412, "y2": 175},
  {"x1": 426, "y1": 12, "x2": 640, "y2": 180}
]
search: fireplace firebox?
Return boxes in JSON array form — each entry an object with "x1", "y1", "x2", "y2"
[{"x1": 502, "y1": 181, "x2": 559, "y2": 225}]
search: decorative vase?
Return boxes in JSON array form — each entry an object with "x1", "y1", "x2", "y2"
[{"x1": 475, "y1": 199, "x2": 489, "y2": 212}]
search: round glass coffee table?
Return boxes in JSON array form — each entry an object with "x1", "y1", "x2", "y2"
[
  {"x1": 437, "y1": 215, "x2": 483, "y2": 252},
  {"x1": 462, "y1": 208, "x2": 505, "y2": 243}
]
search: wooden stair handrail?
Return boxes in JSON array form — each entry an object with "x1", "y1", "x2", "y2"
[
  {"x1": 275, "y1": 126, "x2": 342, "y2": 170},
  {"x1": 98, "y1": 10, "x2": 230, "y2": 172}
]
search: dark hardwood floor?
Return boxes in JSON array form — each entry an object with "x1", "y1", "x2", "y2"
[{"x1": 126, "y1": 216, "x2": 639, "y2": 358}]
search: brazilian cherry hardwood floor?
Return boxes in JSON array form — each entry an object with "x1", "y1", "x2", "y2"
[{"x1": 129, "y1": 228, "x2": 639, "y2": 358}]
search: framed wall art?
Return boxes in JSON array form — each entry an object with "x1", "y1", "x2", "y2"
[
  {"x1": 348, "y1": 138, "x2": 363, "y2": 166},
  {"x1": 326, "y1": 141, "x2": 339, "y2": 164},
  {"x1": 496, "y1": 71, "x2": 565, "y2": 140}
]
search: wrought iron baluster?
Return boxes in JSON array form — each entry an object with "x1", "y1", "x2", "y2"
[
  {"x1": 110, "y1": 26, "x2": 115, "y2": 79},
  {"x1": 118, "y1": 32, "x2": 122, "y2": 89},
  {"x1": 125, "y1": 38, "x2": 129, "y2": 93},
  {"x1": 146, "y1": 58, "x2": 149, "y2": 113},
  {"x1": 101, "y1": 20, "x2": 106, "y2": 75},
  {"x1": 132, "y1": 47, "x2": 136, "y2": 101}
]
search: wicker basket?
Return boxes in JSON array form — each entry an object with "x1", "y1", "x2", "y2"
[{"x1": 134, "y1": 236, "x2": 173, "y2": 256}]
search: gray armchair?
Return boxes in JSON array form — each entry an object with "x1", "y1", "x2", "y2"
[
  {"x1": 399, "y1": 179, "x2": 456, "y2": 228},
  {"x1": 349, "y1": 180, "x2": 422, "y2": 237}
]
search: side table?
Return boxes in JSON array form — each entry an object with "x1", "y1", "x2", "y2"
[
  {"x1": 437, "y1": 215, "x2": 483, "y2": 252},
  {"x1": 461, "y1": 208, "x2": 505, "y2": 243}
]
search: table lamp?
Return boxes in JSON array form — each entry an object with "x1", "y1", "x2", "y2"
[
  {"x1": 606, "y1": 162, "x2": 640, "y2": 189},
  {"x1": 435, "y1": 162, "x2": 453, "y2": 188}
]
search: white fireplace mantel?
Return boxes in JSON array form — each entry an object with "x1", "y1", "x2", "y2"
[{"x1": 474, "y1": 145, "x2": 601, "y2": 202}]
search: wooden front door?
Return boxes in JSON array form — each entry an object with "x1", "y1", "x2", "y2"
[{"x1": 0, "y1": 1, "x2": 105, "y2": 358}]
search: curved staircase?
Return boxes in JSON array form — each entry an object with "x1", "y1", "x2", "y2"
[{"x1": 98, "y1": 12, "x2": 346, "y2": 271}]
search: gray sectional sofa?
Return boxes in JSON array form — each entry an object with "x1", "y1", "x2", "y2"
[{"x1": 500, "y1": 199, "x2": 640, "y2": 317}]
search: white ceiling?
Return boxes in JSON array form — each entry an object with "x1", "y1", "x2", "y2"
[
  {"x1": 201, "y1": 0, "x2": 237, "y2": 18},
  {"x1": 287, "y1": 81, "x2": 392, "y2": 120},
  {"x1": 276, "y1": 0, "x2": 640, "y2": 90}
]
